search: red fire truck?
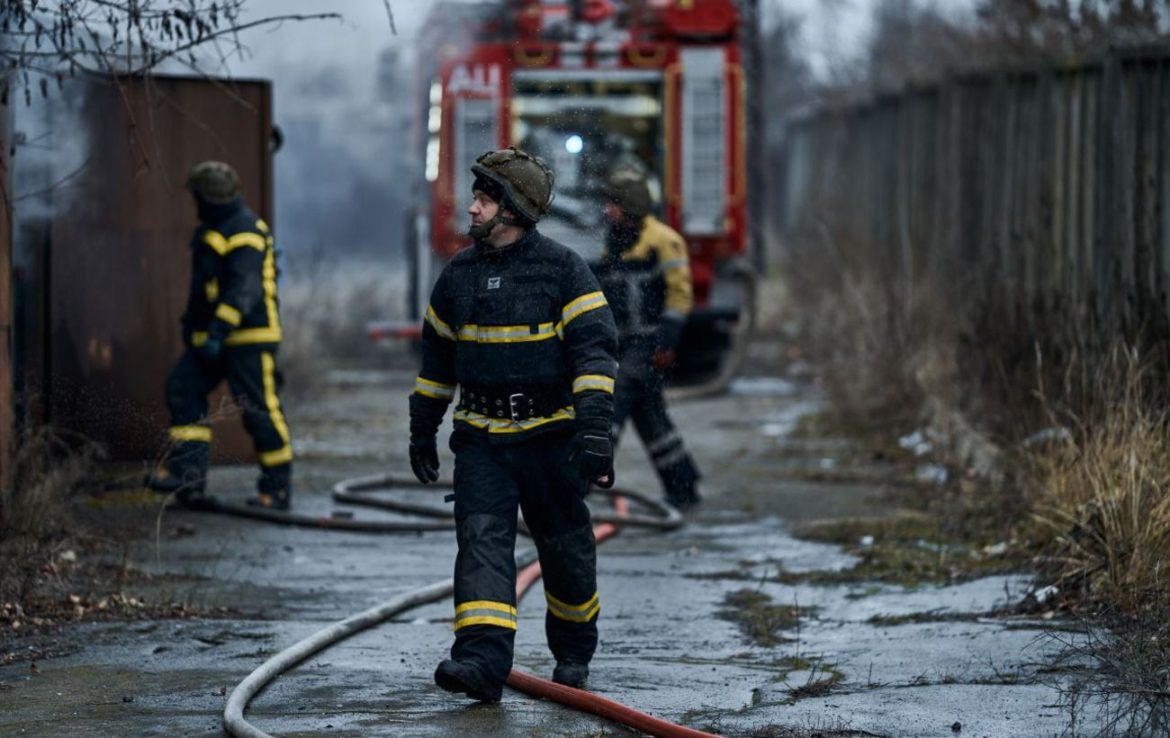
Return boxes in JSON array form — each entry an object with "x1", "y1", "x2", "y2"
[{"x1": 387, "y1": 0, "x2": 759, "y2": 387}]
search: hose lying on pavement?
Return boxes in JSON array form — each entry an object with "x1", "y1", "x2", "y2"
[
  {"x1": 169, "y1": 476, "x2": 680, "y2": 535},
  {"x1": 224, "y1": 476, "x2": 720, "y2": 738},
  {"x1": 334, "y1": 474, "x2": 684, "y2": 532},
  {"x1": 506, "y1": 498, "x2": 721, "y2": 738},
  {"x1": 223, "y1": 578, "x2": 460, "y2": 738},
  {"x1": 182, "y1": 495, "x2": 457, "y2": 533}
]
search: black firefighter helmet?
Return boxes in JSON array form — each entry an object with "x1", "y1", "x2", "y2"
[{"x1": 470, "y1": 147, "x2": 555, "y2": 238}]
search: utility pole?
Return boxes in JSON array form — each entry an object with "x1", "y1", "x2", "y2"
[
  {"x1": 742, "y1": 0, "x2": 765, "y2": 273},
  {"x1": 0, "y1": 97, "x2": 11, "y2": 491}
]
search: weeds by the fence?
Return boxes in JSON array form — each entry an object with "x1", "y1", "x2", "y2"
[
  {"x1": 783, "y1": 231, "x2": 1170, "y2": 733},
  {"x1": 0, "y1": 427, "x2": 98, "y2": 604},
  {"x1": 793, "y1": 270, "x2": 959, "y2": 434},
  {"x1": 1029, "y1": 346, "x2": 1170, "y2": 614}
]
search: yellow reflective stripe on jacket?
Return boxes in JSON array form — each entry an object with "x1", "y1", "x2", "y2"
[
  {"x1": 573, "y1": 374, "x2": 615, "y2": 394},
  {"x1": 201, "y1": 221, "x2": 281, "y2": 334},
  {"x1": 227, "y1": 232, "x2": 266, "y2": 252},
  {"x1": 215, "y1": 303, "x2": 243, "y2": 326},
  {"x1": 453, "y1": 406, "x2": 575, "y2": 434},
  {"x1": 454, "y1": 600, "x2": 518, "y2": 631},
  {"x1": 203, "y1": 230, "x2": 229, "y2": 255},
  {"x1": 192, "y1": 327, "x2": 283, "y2": 347},
  {"x1": 424, "y1": 305, "x2": 456, "y2": 341},
  {"x1": 561, "y1": 291, "x2": 608, "y2": 327},
  {"x1": 456, "y1": 322, "x2": 559, "y2": 344},
  {"x1": 169, "y1": 425, "x2": 212, "y2": 443},
  {"x1": 415, "y1": 376, "x2": 456, "y2": 401},
  {"x1": 545, "y1": 591, "x2": 600, "y2": 623},
  {"x1": 261, "y1": 237, "x2": 281, "y2": 335}
]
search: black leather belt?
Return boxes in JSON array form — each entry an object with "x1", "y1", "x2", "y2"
[{"x1": 458, "y1": 385, "x2": 571, "y2": 422}]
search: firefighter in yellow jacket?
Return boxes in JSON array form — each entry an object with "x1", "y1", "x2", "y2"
[
  {"x1": 149, "y1": 161, "x2": 293, "y2": 510},
  {"x1": 592, "y1": 170, "x2": 701, "y2": 509}
]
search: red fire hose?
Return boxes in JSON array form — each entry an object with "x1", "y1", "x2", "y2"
[
  {"x1": 506, "y1": 497, "x2": 723, "y2": 738},
  {"x1": 223, "y1": 480, "x2": 724, "y2": 738}
]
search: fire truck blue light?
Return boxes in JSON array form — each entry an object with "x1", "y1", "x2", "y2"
[{"x1": 565, "y1": 135, "x2": 584, "y2": 154}]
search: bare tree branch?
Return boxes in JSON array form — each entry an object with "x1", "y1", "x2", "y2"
[
  {"x1": 0, "y1": 2, "x2": 343, "y2": 100},
  {"x1": 382, "y1": 0, "x2": 398, "y2": 36}
]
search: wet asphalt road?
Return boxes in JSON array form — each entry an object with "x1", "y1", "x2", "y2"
[{"x1": 0, "y1": 367, "x2": 1084, "y2": 737}]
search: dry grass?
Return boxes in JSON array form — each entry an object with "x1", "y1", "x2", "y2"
[
  {"x1": 1020, "y1": 347, "x2": 1170, "y2": 735},
  {"x1": 793, "y1": 269, "x2": 961, "y2": 434},
  {"x1": 0, "y1": 427, "x2": 98, "y2": 604},
  {"x1": 782, "y1": 234, "x2": 1170, "y2": 730},
  {"x1": 1029, "y1": 347, "x2": 1170, "y2": 614}
]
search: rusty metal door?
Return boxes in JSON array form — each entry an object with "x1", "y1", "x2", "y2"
[{"x1": 46, "y1": 74, "x2": 273, "y2": 462}]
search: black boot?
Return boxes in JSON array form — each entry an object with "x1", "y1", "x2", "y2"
[
  {"x1": 248, "y1": 463, "x2": 291, "y2": 511},
  {"x1": 148, "y1": 442, "x2": 209, "y2": 505},
  {"x1": 666, "y1": 476, "x2": 701, "y2": 511},
  {"x1": 661, "y1": 454, "x2": 702, "y2": 511},
  {"x1": 434, "y1": 659, "x2": 502, "y2": 702},
  {"x1": 552, "y1": 661, "x2": 589, "y2": 688}
]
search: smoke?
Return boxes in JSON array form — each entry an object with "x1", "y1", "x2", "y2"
[{"x1": 217, "y1": 0, "x2": 456, "y2": 270}]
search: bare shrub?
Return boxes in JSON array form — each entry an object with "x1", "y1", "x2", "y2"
[
  {"x1": 0, "y1": 427, "x2": 98, "y2": 604},
  {"x1": 794, "y1": 268, "x2": 960, "y2": 432},
  {"x1": 1053, "y1": 610, "x2": 1170, "y2": 738}
]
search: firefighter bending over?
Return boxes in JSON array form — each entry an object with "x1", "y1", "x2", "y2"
[
  {"x1": 148, "y1": 161, "x2": 293, "y2": 510},
  {"x1": 409, "y1": 148, "x2": 618, "y2": 701},
  {"x1": 593, "y1": 170, "x2": 702, "y2": 509}
]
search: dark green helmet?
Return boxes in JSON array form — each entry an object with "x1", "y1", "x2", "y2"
[
  {"x1": 471, "y1": 147, "x2": 554, "y2": 224},
  {"x1": 186, "y1": 161, "x2": 240, "y2": 204},
  {"x1": 604, "y1": 169, "x2": 653, "y2": 219}
]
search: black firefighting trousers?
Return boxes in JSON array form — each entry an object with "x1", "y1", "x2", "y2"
[
  {"x1": 611, "y1": 348, "x2": 701, "y2": 503},
  {"x1": 163, "y1": 346, "x2": 293, "y2": 493},
  {"x1": 448, "y1": 427, "x2": 599, "y2": 689}
]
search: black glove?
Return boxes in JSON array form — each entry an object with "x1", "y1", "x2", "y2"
[
  {"x1": 201, "y1": 317, "x2": 231, "y2": 360},
  {"x1": 570, "y1": 431, "x2": 615, "y2": 489},
  {"x1": 199, "y1": 334, "x2": 224, "y2": 360},
  {"x1": 409, "y1": 435, "x2": 440, "y2": 484}
]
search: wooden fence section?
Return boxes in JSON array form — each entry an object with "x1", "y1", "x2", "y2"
[{"x1": 776, "y1": 47, "x2": 1170, "y2": 342}]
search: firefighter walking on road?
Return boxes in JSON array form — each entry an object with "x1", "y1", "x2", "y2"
[
  {"x1": 593, "y1": 169, "x2": 702, "y2": 510},
  {"x1": 409, "y1": 148, "x2": 618, "y2": 701},
  {"x1": 149, "y1": 161, "x2": 293, "y2": 510}
]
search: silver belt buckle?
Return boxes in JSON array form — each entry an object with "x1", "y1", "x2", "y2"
[{"x1": 508, "y1": 393, "x2": 524, "y2": 422}]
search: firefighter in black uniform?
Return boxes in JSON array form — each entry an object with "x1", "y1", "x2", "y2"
[
  {"x1": 409, "y1": 148, "x2": 618, "y2": 701},
  {"x1": 148, "y1": 161, "x2": 293, "y2": 510},
  {"x1": 593, "y1": 170, "x2": 701, "y2": 509}
]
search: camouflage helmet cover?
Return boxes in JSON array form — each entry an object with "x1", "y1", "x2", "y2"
[
  {"x1": 604, "y1": 168, "x2": 653, "y2": 219},
  {"x1": 186, "y1": 161, "x2": 241, "y2": 204},
  {"x1": 471, "y1": 147, "x2": 554, "y2": 223}
]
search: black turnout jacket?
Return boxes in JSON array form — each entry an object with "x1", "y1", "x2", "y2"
[
  {"x1": 182, "y1": 197, "x2": 282, "y2": 349},
  {"x1": 410, "y1": 229, "x2": 618, "y2": 443}
]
